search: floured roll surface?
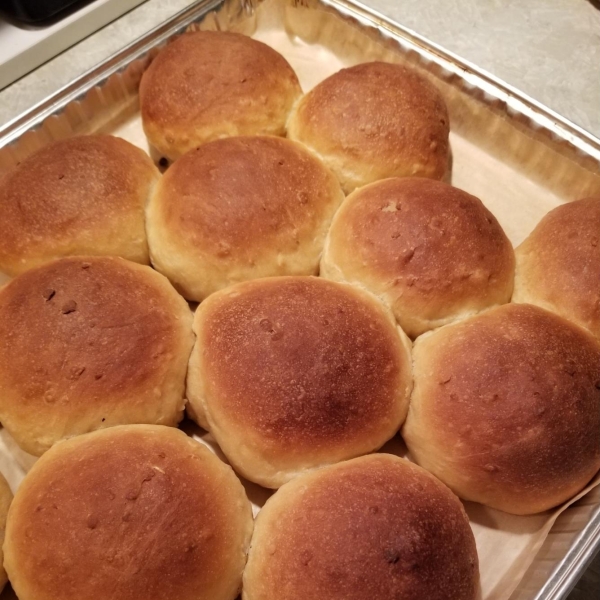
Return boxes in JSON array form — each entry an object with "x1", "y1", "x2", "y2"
[
  {"x1": 140, "y1": 31, "x2": 302, "y2": 161},
  {"x1": 403, "y1": 303, "x2": 600, "y2": 515},
  {"x1": 243, "y1": 454, "x2": 479, "y2": 600},
  {"x1": 4, "y1": 425, "x2": 253, "y2": 600},
  {"x1": 146, "y1": 136, "x2": 344, "y2": 301},
  {"x1": 287, "y1": 61, "x2": 449, "y2": 193},
  {"x1": 187, "y1": 277, "x2": 412, "y2": 488},
  {"x1": 0, "y1": 472, "x2": 12, "y2": 592},
  {"x1": 321, "y1": 177, "x2": 515, "y2": 338},
  {"x1": 514, "y1": 197, "x2": 600, "y2": 339},
  {"x1": 0, "y1": 257, "x2": 193, "y2": 456},
  {"x1": 0, "y1": 135, "x2": 158, "y2": 276}
]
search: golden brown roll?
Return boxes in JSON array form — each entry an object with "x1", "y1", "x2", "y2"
[
  {"x1": 0, "y1": 257, "x2": 193, "y2": 456},
  {"x1": 0, "y1": 135, "x2": 159, "y2": 277},
  {"x1": 187, "y1": 277, "x2": 412, "y2": 488},
  {"x1": 4, "y1": 425, "x2": 253, "y2": 600},
  {"x1": 514, "y1": 197, "x2": 600, "y2": 339},
  {"x1": 321, "y1": 177, "x2": 515, "y2": 338},
  {"x1": 146, "y1": 136, "x2": 344, "y2": 301},
  {"x1": 402, "y1": 303, "x2": 600, "y2": 515},
  {"x1": 243, "y1": 454, "x2": 479, "y2": 600},
  {"x1": 287, "y1": 61, "x2": 449, "y2": 193},
  {"x1": 140, "y1": 31, "x2": 302, "y2": 161},
  {"x1": 0, "y1": 472, "x2": 13, "y2": 592}
]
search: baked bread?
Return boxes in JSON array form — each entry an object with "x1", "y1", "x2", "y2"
[
  {"x1": 146, "y1": 136, "x2": 344, "y2": 301},
  {"x1": 140, "y1": 31, "x2": 302, "y2": 161},
  {"x1": 402, "y1": 303, "x2": 600, "y2": 515},
  {"x1": 243, "y1": 454, "x2": 479, "y2": 600},
  {"x1": 187, "y1": 277, "x2": 412, "y2": 488},
  {"x1": 3, "y1": 425, "x2": 253, "y2": 600},
  {"x1": 0, "y1": 472, "x2": 12, "y2": 592},
  {"x1": 0, "y1": 256, "x2": 193, "y2": 456},
  {"x1": 321, "y1": 177, "x2": 515, "y2": 338},
  {"x1": 0, "y1": 135, "x2": 158, "y2": 276},
  {"x1": 287, "y1": 61, "x2": 449, "y2": 193},
  {"x1": 514, "y1": 197, "x2": 600, "y2": 339}
]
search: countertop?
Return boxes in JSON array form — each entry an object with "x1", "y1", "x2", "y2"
[{"x1": 0, "y1": 0, "x2": 598, "y2": 598}]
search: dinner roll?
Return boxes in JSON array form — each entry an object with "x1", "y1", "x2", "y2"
[
  {"x1": 403, "y1": 303, "x2": 600, "y2": 515},
  {"x1": 287, "y1": 61, "x2": 449, "y2": 193},
  {"x1": 243, "y1": 454, "x2": 479, "y2": 600},
  {"x1": 0, "y1": 257, "x2": 193, "y2": 456},
  {"x1": 146, "y1": 136, "x2": 344, "y2": 301},
  {"x1": 0, "y1": 135, "x2": 158, "y2": 277},
  {"x1": 187, "y1": 277, "x2": 412, "y2": 488},
  {"x1": 140, "y1": 31, "x2": 301, "y2": 161},
  {"x1": 0, "y1": 472, "x2": 13, "y2": 592},
  {"x1": 4, "y1": 425, "x2": 253, "y2": 600},
  {"x1": 514, "y1": 197, "x2": 600, "y2": 339},
  {"x1": 321, "y1": 177, "x2": 515, "y2": 338}
]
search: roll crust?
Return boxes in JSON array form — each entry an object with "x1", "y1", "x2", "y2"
[
  {"x1": 186, "y1": 277, "x2": 413, "y2": 488},
  {"x1": 287, "y1": 61, "x2": 449, "y2": 193},
  {"x1": 146, "y1": 136, "x2": 344, "y2": 301},
  {"x1": 243, "y1": 454, "x2": 479, "y2": 600},
  {"x1": 321, "y1": 177, "x2": 515, "y2": 337},
  {"x1": 4, "y1": 425, "x2": 253, "y2": 600},
  {"x1": 0, "y1": 135, "x2": 158, "y2": 276},
  {"x1": 0, "y1": 473, "x2": 12, "y2": 592},
  {"x1": 403, "y1": 303, "x2": 600, "y2": 515},
  {"x1": 0, "y1": 257, "x2": 194, "y2": 456},
  {"x1": 514, "y1": 197, "x2": 600, "y2": 339},
  {"x1": 140, "y1": 31, "x2": 302, "y2": 161}
]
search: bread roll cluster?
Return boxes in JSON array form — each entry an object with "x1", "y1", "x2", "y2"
[{"x1": 0, "y1": 28, "x2": 598, "y2": 600}]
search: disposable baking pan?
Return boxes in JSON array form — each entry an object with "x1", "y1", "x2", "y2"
[{"x1": 0, "y1": 1, "x2": 599, "y2": 599}]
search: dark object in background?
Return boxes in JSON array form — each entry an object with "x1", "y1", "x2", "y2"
[{"x1": 0, "y1": 0, "x2": 85, "y2": 23}]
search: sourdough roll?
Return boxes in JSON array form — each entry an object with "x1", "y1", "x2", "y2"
[
  {"x1": 146, "y1": 136, "x2": 344, "y2": 301},
  {"x1": 287, "y1": 61, "x2": 450, "y2": 193},
  {"x1": 140, "y1": 31, "x2": 302, "y2": 161},
  {"x1": 0, "y1": 472, "x2": 13, "y2": 593},
  {"x1": 403, "y1": 303, "x2": 600, "y2": 515},
  {"x1": 187, "y1": 277, "x2": 412, "y2": 488},
  {"x1": 243, "y1": 454, "x2": 479, "y2": 600},
  {"x1": 4, "y1": 425, "x2": 253, "y2": 600},
  {"x1": 0, "y1": 257, "x2": 193, "y2": 456},
  {"x1": 514, "y1": 197, "x2": 600, "y2": 339},
  {"x1": 321, "y1": 177, "x2": 515, "y2": 338},
  {"x1": 0, "y1": 135, "x2": 158, "y2": 276}
]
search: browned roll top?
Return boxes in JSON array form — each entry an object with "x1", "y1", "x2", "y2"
[
  {"x1": 288, "y1": 61, "x2": 449, "y2": 192},
  {"x1": 514, "y1": 196, "x2": 600, "y2": 339},
  {"x1": 321, "y1": 177, "x2": 515, "y2": 337},
  {"x1": 140, "y1": 31, "x2": 301, "y2": 160},
  {"x1": 243, "y1": 454, "x2": 479, "y2": 600},
  {"x1": 158, "y1": 137, "x2": 333, "y2": 253},
  {"x1": 187, "y1": 276, "x2": 412, "y2": 487},
  {"x1": 3, "y1": 426, "x2": 253, "y2": 600},
  {"x1": 403, "y1": 303, "x2": 600, "y2": 514},
  {"x1": 0, "y1": 257, "x2": 178, "y2": 401},
  {"x1": 199, "y1": 278, "x2": 404, "y2": 443},
  {"x1": 340, "y1": 178, "x2": 510, "y2": 283},
  {"x1": 0, "y1": 256, "x2": 193, "y2": 455},
  {"x1": 146, "y1": 136, "x2": 343, "y2": 300},
  {"x1": 0, "y1": 473, "x2": 12, "y2": 592},
  {"x1": 0, "y1": 135, "x2": 157, "y2": 275}
]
